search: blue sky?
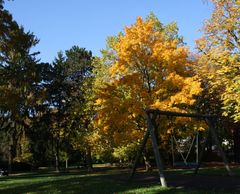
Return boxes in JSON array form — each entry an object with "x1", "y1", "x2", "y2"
[{"x1": 5, "y1": 0, "x2": 213, "y2": 63}]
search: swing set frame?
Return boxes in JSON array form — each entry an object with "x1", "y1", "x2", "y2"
[{"x1": 130, "y1": 109, "x2": 233, "y2": 187}]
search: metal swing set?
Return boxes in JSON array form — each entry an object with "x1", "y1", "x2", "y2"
[{"x1": 130, "y1": 109, "x2": 233, "y2": 187}]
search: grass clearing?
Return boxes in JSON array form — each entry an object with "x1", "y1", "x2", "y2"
[{"x1": 0, "y1": 166, "x2": 239, "y2": 194}]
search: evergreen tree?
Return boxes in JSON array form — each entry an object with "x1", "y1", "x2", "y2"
[
  {"x1": 0, "y1": 1, "x2": 51, "y2": 171},
  {"x1": 47, "y1": 46, "x2": 94, "y2": 171}
]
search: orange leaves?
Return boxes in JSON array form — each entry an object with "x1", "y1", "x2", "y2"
[
  {"x1": 114, "y1": 17, "x2": 161, "y2": 73},
  {"x1": 123, "y1": 16, "x2": 155, "y2": 46},
  {"x1": 94, "y1": 14, "x2": 203, "y2": 149}
]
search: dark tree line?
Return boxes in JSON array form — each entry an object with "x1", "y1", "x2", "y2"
[{"x1": 0, "y1": 1, "x2": 94, "y2": 171}]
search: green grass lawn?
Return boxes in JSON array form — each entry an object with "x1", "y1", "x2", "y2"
[{"x1": 0, "y1": 166, "x2": 239, "y2": 194}]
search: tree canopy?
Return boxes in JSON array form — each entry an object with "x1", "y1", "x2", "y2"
[
  {"x1": 94, "y1": 16, "x2": 203, "y2": 159},
  {"x1": 197, "y1": 0, "x2": 240, "y2": 122},
  {"x1": 1, "y1": 1, "x2": 240, "y2": 169}
]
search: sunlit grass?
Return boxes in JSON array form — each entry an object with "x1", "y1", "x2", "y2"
[
  {"x1": 0, "y1": 171, "x2": 164, "y2": 194},
  {"x1": 0, "y1": 166, "x2": 238, "y2": 194}
]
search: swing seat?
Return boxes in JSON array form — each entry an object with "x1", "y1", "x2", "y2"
[{"x1": 173, "y1": 162, "x2": 199, "y2": 169}]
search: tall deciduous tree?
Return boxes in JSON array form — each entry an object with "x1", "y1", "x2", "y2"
[
  {"x1": 197, "y1": 0, "x2": 240, "y2": 121},
  {"x1": 94, "y1": 15, "x2": 202, "y2": 165},
  {"x1": 196, "y1": 0, "x2": 240, "y2": 162}
]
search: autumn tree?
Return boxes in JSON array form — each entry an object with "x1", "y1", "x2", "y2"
[
  {"x1": 94, "y1": 15, "x2": 202, "y2": 166},
  {"x1": 196, "y1": 0, "x2": 240, "y2": 162},
  {"x1": 196, "y1": 0, "x2": 239, "y2": 121}
]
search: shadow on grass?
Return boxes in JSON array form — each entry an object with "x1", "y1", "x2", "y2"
[
  {"x1": 0, "y1": 167, "x2": 111, "y2": 181},
  {"x1": 0, "y1": 167, "x2": 239, "y2": 194},
  {"x1": 166, "y1": 166, "x2": 240, "y2": 177},
  {"x1": 0, "y1": 172, "x2": 163, "y2": 194}
]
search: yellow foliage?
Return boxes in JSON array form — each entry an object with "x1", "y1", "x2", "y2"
[
  {"x1": 94, "y1": 15, "x2": 203, "y2": 148},
  {"x1": 197, "y1": 0, "x2": 240, "y2": 122}
]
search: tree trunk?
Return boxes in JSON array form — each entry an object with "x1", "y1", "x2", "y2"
[
  {"x1": 143, "y1": 150, "x2": 152, "y2": 172},
  {"x1": 65, "y1": 159, "x2": 68, "y2": 169},
  {"x1": 130, "y1": 130, "x2": 150, "y2": 180},
  {"x1": 206, "y1": 134, "x2": 213, "y2": 161},
  {"x1": 207, "y1": 118, "x2": 232, "y2": 176},
  {"x1": 86, "y1": 147, "x2": 93, "y2": 171},
  {"x1": 233, "y1": 126, "x2": 240, "y2": 163},
  {"x1": 55, "y1": 139, "x2": 60, "y2": 172},
  {"x1": 8, "y1": 129, "x2": 17, "y2": 174},
  {"x1": 8, "y1": 144, "x2": 13, "y2": 174}
]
